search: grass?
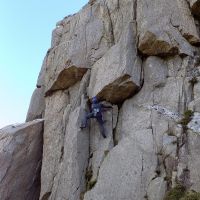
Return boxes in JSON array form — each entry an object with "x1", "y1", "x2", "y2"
[
  {"x1": 180, "y1": 191, "x2": 200, "y2": 200},
  {"x1": 87, "y1": 179, "x2": 97, "y2": 190},
  {"x1": 164, "y1": 184, "x2": 186, "y2": 200},
  {"x1": 85, "y1": 166, "x2": 97, "y2": 191},
  {"x1": 164, "y1": 183, "x2": 200, "y2": 200},
  {"x1": 179, "y1": 110, "x2": 194, "y2": 126}
]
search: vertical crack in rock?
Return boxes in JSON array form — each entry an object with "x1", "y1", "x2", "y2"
[
  {"x1": 88, "y1": 21, "x2": 142, "y2": 104},
  {"x1": 13, "y1": 1, "x2": 200, "y2": 200},
  {"x1": 104, "y1": 2, "x2": 115, "y2": 45}
]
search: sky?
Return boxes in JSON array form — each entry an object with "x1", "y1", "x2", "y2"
[{"x1": 0, "y1": 0, "x2": 88, "y2": 128}]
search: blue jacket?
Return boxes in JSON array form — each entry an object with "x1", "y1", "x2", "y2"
[{"x1": 91, "y1": 102, "x2": 111, "y2": 117}]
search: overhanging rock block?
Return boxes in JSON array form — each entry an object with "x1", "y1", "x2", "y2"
[
  {"x1": 45, "y1": 65, "x2": 88, "y2": 96},
  {"x1": 88, "y1": 22, "x2": 142, "y2": 104},
  {"x1": 137, "y1": 0, "x2": 200, "y2": 56},
  {"x1": 190, "y1": 0, "x2": 200, "y2": 17},
  {"x1": 45, "y1": 2, "x2": 116, "y2": 96}
]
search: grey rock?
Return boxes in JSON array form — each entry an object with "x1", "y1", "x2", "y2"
[
  {"x1": 14, "y1": 1, "x2": 200, "y2": 199},
  {"x1": 88, "y1": 22, "x2": 142, "y2": 104},
  {"x1": 104, "y1": 0, "x2": 136, "y2": 43},
  {"x1": 40, "y1": 71, "x2": 90, "y2": 199},
  {"x1": 84, "y1": 137, "x2": 157, "y2": 200},
  {"x1": 137, "y1": 0, "x2": 200, "y2": 56},
  {"x1": 0, "y1": 119, "x2": 44, "y2": 200},
  {"x1": 84, "y1": 55, "x2": 194, "y2": 199},
  {"x1": 26, "y1": 87, "x2": 45, "y2": 122},
  {"x1": 49, "y1": 106, "x2": 89, "y2": 200},
  {"x1": 88, "y1": 104, "x2": 114, "y2": 182},
  {"x1": 37, "y1": 55, "x2": 47, "y2": 88},
  {"x1": 147, "y1": 177, "x2": 167, "y2": 200},
  {"x1": 40, "y1": 91, "x2": 69, "y2": 199},
  {"x1": 45, "y1": 1, "x2": 115, "y2": 95},
  {"x1": 188, "y1": 112, "x2": 200, "y2": 133},
  {"x1": 178, "y1": 129, "x2": 200, "y2": 191}
]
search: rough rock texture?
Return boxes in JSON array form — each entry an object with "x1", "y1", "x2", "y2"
[
  {"x1": 2, "y1": 0, "x2": 200, "y2": 199},
  {"x1": 190, "y1": 0, "x2": 200, "y2": 17},
  {"x1": 44, "y1": 0, "x2": 116, "y2": 95},
  {"x1": 88, "y1": 22, "x2": 142, "y2": 103},
  {"x1": 30, "y1": 0, "x2": 200, "y2": 199},
  {"x1": 137, "y1": 0, "x2": 200, "y2": 56},
  {"x1": 26, "y1": 87, "x2": 45, "y2": 122},
  {"x1": 0, "y1": 119, "x2": 44, "y2": 200}
]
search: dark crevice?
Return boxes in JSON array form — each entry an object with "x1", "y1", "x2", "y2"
[
  {"x1": 41, "y1": 192, "x2": 51, "y2": 200},
  {"x1": 112, "y1": 106, "x2": 120, "y2": 146}
]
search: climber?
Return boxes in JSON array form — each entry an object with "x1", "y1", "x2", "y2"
[{"x1": 80, "y1": 96, "x2": 112, "y2": 138}]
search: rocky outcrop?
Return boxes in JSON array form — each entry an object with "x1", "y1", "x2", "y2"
[
  {"x1": 88, "y1": 22, "x2": 142, "y2": 104},
  {"x1": 2, "y1": 0, "x2": 200, "y2": 199},
  {"x1": 0, "y1": 119, "x2": 44, "y2": 200},
  {"x1": 137, "y1": 0, "x2": 200, "y2": 56},
  {"x1": 44, "y1": 1, "x2": 116, "y2": 95},
  {"x1": 26, "y1": 87, "x2": 45, "y2": 122},
  {"x1": 190, "y1": 0, "x2": 200, "y2": 17},
  {"x1": 27, "y1": 0, "x2": 200, "y2": 199}
]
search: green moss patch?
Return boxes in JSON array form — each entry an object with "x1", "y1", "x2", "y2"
[
  {"x1": 180, "y1": 191, "x2": 200, "y2": 200},
  {"x1": 164, "y1": 184, "x2": 200, "y2": 200},
  {"x1": 179, "y1": 110, "x2": 194, "y2": 126},
  {"x1": 164, "y1": 184, "x2": 186, "y2": 200}
]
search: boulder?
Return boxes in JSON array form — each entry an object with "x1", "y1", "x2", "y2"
[{"x1": 0, "y1": 119, "x2": 44, "y2": 200}]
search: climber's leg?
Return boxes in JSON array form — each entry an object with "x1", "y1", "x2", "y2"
[
  {"x1": 80, "y1": 112, "x2": 94, "y2": 128},
  {"x1": 96, "y1": 115, "x2": 106, "y2": 138}
]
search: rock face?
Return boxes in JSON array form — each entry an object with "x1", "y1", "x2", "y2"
[
  {"x1": 2, "y1": 0, "x2": 200, "y2": 199},
  {"x1": 88, "y1": 22, "x2": 142, "y2": 104},
  {"x1": 137, "y1": 0, "x2": 200, "y2": 56},
  {"x1": 0, "y1": 119, "x2": 44, "y2": 200}
]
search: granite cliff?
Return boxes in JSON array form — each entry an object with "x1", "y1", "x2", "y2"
[{"x1": 1, "y1": 0, "x2": 200, "y2": 199}]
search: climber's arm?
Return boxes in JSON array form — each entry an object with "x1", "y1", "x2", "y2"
[{"x1": 101, "y1": 103, "x2": 112, "y2": 110}]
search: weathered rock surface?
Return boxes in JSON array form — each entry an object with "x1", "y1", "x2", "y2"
[
  {"x1": 190, "y1": 0, "x2": 200, "y2": 17},
  {"x1": 26, "y1": 87, "x2": 45, "y2": 122},
  {"x1": 40, "y1": 71, "x2": 91, "y2": 200},
  {"x1": 4, "y1": 0, "x2": 200, "y2": 199},
  {"x1": 48, "y1": 106, "x2": 90, "y2": 200},
  {"x1": 44, "y1": 1, "x2": 116, "y2": 95},
  {"x1": 88, "y1": 22, "x2": 142, "y2": 103},
  {"x1": 0, "y1": 119, "x2": 44, "y2": 200},
  {"x1": 39, "y1": 91, "x2": 70, "y2": 199},
  {"x1": 84, "y1": 55, "x2": 190, "y2": 199},
  {"x1": 137, "y1": 0, "x2": 200, "y2": 56},
  {"x1": 88, "y1": 104, "x2": 117, "y2": 183},
  {"x1": 84, "y1": 136, "x2": 157, "y2": 200}
]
